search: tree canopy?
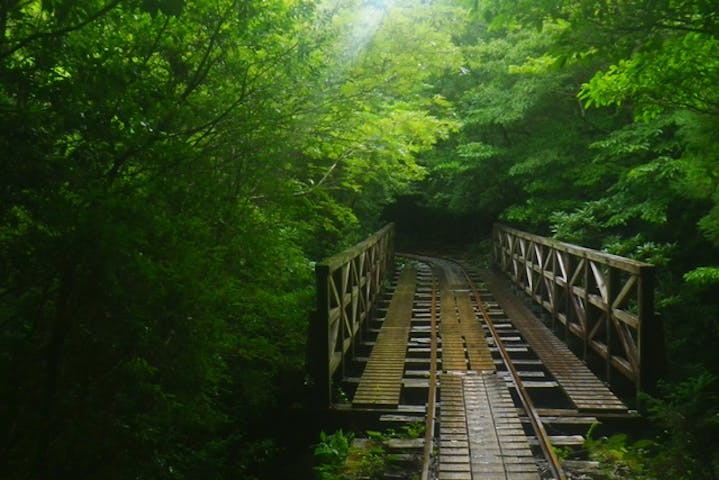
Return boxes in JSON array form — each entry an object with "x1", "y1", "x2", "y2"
[
  {"x1": 1, "y1": 0, "x2": 718, "y2": 478},
  {"x1": 413, "y1": 2, "x2": 719, "y2": 477},
  {"x1": 1, "y1": 0, "x2": 462, "y2": 477}
]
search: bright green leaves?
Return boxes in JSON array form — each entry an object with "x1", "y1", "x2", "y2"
[
  {"x1": 580, "y1": 33, "x2": 719, "y2": 120},
  {"x1": 421, "y1": 16, "x2": 609, "y2": 227},
  {"x1": 1, "y1": 0, "x2": 478, "y2": 473},
  {"x1": 402, "y1": 3, "x2": 719, "y2": 477},
  {"x1": 358, "y1": 1, "x2": 464, "y2": 96},
  {"x1": 4, "y1": 0, "x2": 717, "y2": 476},
  {"x1": 459, "y1": 0, "x2": 719, "y2": 252},
  {"x1": 684, "y1": 266, "x2": 719, "y2": 288},
  {"x1": 456, "y1": 142, "x2": 499, "y2": 163},
  {"x1": 275, "y1": 0, "x2": 465, "y2": 226}
]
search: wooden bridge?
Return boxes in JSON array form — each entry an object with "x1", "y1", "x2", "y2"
[{"x1": 306, "y1": 223, "x2": 664, "y2": 480}]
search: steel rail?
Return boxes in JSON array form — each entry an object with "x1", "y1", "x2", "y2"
[
  {"x1": 420, "y1": 271, "x2": 438, "y2": 480},
  {"x1": 460, "y1": 264, "x2": 568, "y2": 480}
]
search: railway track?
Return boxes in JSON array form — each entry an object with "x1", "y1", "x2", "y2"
[{"x1": 334, "y1": 254, "x2": 631, "y2": 480}]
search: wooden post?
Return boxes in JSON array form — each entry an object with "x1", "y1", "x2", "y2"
[
  {"x1": 582, "y1": 258, "x2": 590, "y2": 361},
  {"x1": 638, "y1": 265, "x2": 662, "y2": 397},
  {"x1": 306, "y1": 223, "x2": 395, "y2": 410},
  {"x1": 606, "y1": 268, "x2": 621, "y2": 384},
  {"x1": 564, "y1": 254, "x2": 573, "y2": 342},
  {"x1": 313, "y1": 264, "x2": 331, "y2": 409},
  {"x1": 339, "y1": 265, "x2": 347, "y2": 379},
  {"x1": 550, "y1": 250, "x2": 558, "y2": 330}
]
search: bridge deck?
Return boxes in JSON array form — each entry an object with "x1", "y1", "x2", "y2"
[
  {"x1": 482, "y1": 268, "x2": 628, "y2": 412},
  {"x1": 436, "y1": 260, "x2": 537, "y2": 479},
  {"x1": 437, "y1": 260, "x2": 495, "y2": 372},
  {"x1": 439, "y1": 371, "x2": 539, "y2": 480},
  {"x1": 352, "y1": 267, "x2": 416, "y2": 407},
  {"x1": 337, "y1": 255, "x2": 630, "y2": 479}
]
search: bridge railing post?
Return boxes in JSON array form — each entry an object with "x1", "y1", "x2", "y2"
[
  {"x1": 638, "y1": 265, "x2": 664, "y2": 397},
  {"x1": 307, "y1": 224, "x2": 395, "y2": 408},
  {"x1": 492, "y1": 223, "x2": 664, "y2": 399},
  {"x1": 307, "y1": 264, "x2": 331, "y2": 409}
]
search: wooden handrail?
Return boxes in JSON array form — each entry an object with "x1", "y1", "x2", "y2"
[
  {"x1": 321, "y1": 224, "x2": 394, "y2": 270},
  {"x1": 495, "y1": 224, "x2": 651, "y2": 272},
  {"x1": 308, "y1": 223, "x2": 395, "y2": 408},
  {"x1": 493, "y1": 224, "x2": 663, "y2": 396}
]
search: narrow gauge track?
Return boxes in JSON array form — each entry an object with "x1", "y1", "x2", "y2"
[
  {"x1": 458, "y1": 259, "x2": 567, "y2": 480},
  {"x1": 402, "y1": 255, "x2": 566, "y2": 480},
  {"x1": 341, "y1": 254, "x2": 629, "y2": 479}
]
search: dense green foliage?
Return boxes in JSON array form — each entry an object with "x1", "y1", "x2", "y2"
[
  {"x1": 2, "y1": 0, "x2": 718, "y2": 478},
  {"x1": 415, "y1": 1, "x2": 719, "y2": 478},
  {"x1": 0, "y1": 0, "x2": 459, "y2": 478}
]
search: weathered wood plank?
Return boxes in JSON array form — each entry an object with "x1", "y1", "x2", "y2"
[
  {"x1": 483, "y1": 268, "x2": 629, "y2": 413},
  {"x1": 352, "y1": 267, "x2": 415, "y2": 407}
]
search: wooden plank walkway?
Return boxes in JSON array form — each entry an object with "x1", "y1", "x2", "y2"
[
  {"x1": 352, "y1": 267, "x2": 416, "y2": 407},
  {"x1": 335, "y1": 255, "x2": 634, "y2": 480},
  {"x1": 439, "y1": 373, "x2": 471, "y2": 480},
  {"x1": 439, "y1": 372, "x2": 538, "y2": 480},
  {"x1": 438, "y1": 261, "x2": 495, "y2": 373},
  {"x1": 482, "y1": 268, "x2": 628, "y2": 412},
  {"x1": 436, "y1": 260, "x2": 537, "y2": 479}
]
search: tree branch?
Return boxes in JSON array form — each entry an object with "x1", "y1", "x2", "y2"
[
  {"x1": 250, "y1": 148, "x2": 358, "y2": 201},
  {"x1": 0, "y1": 0, "x2": 123, "y2": 60}
]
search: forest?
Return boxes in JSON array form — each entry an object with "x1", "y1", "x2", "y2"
[{"x1": 0, "y1": 0, "x2": 717, "y2": 478}]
